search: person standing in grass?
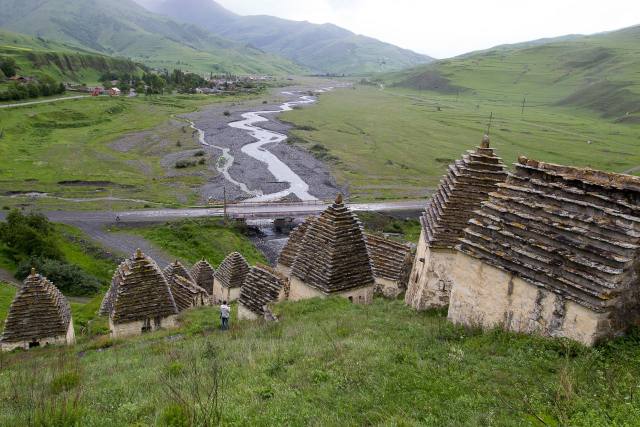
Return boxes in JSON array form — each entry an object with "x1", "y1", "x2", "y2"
[{"x1": 220, "y1": 301, "x2": 230, "y2": 330}]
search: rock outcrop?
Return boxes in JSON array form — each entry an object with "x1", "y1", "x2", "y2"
[{"x1": 1, "y1": 269, "x2": 74, "y2": 351}]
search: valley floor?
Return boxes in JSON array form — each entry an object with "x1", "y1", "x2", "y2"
[{"x1": 0, "y1": 297, "x2": 638, "y2": 426}]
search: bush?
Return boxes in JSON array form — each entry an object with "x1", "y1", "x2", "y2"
[
  {"x1": 175, "y1": 160, "x2": 197, "y2": 169},
  {"x1": 0, "y1": 210, "x2": 63, "y2": 262},
  {"x1": 15, "y1": 257, "x2": 102, "y2": 296},
  {"x1": 0, "y1": 56, "x2": 17, "y2": 78},
  {"x1": 194, "y1": 150, "x2": 206, "y2": 157},
  {"x1": 223, "y1": 111, "x2": 230, "y2": 117}
]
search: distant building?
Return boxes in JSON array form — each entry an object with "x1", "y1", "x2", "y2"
[
  {"x1": 100, "y1": 249, "x2": 179, "y2": 338},
  {"x1": 238, "y1": 265, "x2": 288, "y2": 320},
  {"x1": 109, "y1": 87, "x2": 121, "y2": 96},
  {"x1": 405, "y1": 135, "x2": 507, "y2": 310},
  {"x1": 212, "y1": 252, "x2": 250, "y2": 303},
  {"x1": 1, "y1": 269, "x2": 74, "y2": 351}
]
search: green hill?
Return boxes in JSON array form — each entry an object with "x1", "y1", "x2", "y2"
[
  {"x1": 0, "y1": 29, "x2": 141, "y2": 84},
  {"x1": 147, "y1": 0, "x2": 433, "y2": 75},
  {"x1": 388, "y1": 25, "x2": 640, "y2": 120},
  {"x1": 0, "y1": 0, "x2": 304, "y2": 75}
]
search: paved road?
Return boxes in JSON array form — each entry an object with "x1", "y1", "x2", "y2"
[
  {"x1": 0, "y1": 200, "x2": 425, "y2": 268},
  {"x1": 0, "y1": 95, "x2": 89, "y2": 109}
]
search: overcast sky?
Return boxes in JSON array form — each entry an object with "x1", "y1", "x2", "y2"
[{"x1": 215, "y1": 0, "x2": 640, "y2": 58}]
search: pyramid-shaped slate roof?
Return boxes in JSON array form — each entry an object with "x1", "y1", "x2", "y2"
[
  {"x1": 291, "y1": 195, "x2": 375, "y2": 293},
  {"x1": 365, "y1": 233, "x2": 413, "y2": 283},
  {"x1": 99, "y1": 258, "x2": 130, "y2": 316},
  {"x1": 239, "y1": 265, "x2": 286, "y2": 317},
  {"x1": 459, "y1": 157, "x2": 640, "y2": 313},
  {"x1": 102, "y1": 249, "x2": 178, "y2": 324},
  {"x1": 1, "y1": 270, "x2": 72, "y2": 344},
  {"x1": 277, "y1": 217, "x2": 318, "y2": 268},
  {"x1": 163, "y1": 260, "x2": 195, "y2": 285},
  {"x1": 191, "y1": 259, "x2": 215, "y2": 294},
  {"x1": 214, "y1": 252, "x2": 250, "y2": 289},
  {"x1": 422, "y1": 135, "x2": 507, "y2": 249},
  {"x1": 167, "y1": 274, "x2": 208, "y2": 312}
]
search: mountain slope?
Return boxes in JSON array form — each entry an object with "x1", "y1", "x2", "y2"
[
  {"x1": 387, "y1": 25, "x2": 640, "y2": 119},
  {"x1": 0, "y1": 29, "x2": 141, "y2": 84},
  {"x1": 0, "y1": 0, "x2": 304, "y2": 75},
  {"x1": 147, "y1": 0, "x2": 433, "y2": 75}
]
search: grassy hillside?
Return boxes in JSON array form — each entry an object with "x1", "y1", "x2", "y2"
[
  {"x1": 149, "y1": 0, "x2": 433, "y2": 75},
  {"x1": 0, "y1": 0, "x2": 303, "y2": 75},
  {"x1": 116, "y1": 218, "x2": 267, "y2": 266},
  {"x1": 0, "y1": 297, "x2": 639, "y2": 425},
  {"x1": 388, "y1": 25, "x2": 640, "y2": 121},
  {"x1": 0, "y1": 30, "x2": 141, "y2": 84},
  {"x1": 281, "y1": 85, "x2": 640, "y2": 200}
]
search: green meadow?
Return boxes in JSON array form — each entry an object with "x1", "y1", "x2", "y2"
[
  {"x1": 282, "y1": 85, "x2": 640, "y2": 200},
  {"x1": 0, "y1": 297, "x2": 639, "y2": 426}
]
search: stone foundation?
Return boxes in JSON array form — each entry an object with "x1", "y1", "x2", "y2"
[
  {"x1": 238, "y1": 304, "x2": 259, "y2": 321},
  {"x1": 374, "y1": 277, "x2": 403, "y2": 299},
  {"x1": 0, "y1": 320, "x2": 75, "y2": 352},
  {"x1": 110, "y1": 314, "x2": 179, "y2": 339},
  {"x1": 211, "y1": 279, "x2": 241, "y2": 304},
  {"x1": 448, "y1": 252, "x2": 612, "y2": 346},
  {"x1": 289, "y1": 276, "x2": 374, "y2": 305},
  {"x1": 405, "y1": 230, "x2": 457, "y2": 310}
]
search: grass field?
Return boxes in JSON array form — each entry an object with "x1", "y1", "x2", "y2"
[
  {"x1": 0, "y1": 94, "x2": 255, "y2": 210},
  {"x1": 281, "y1": 85, "x2": 640, "y2": 200},
  {"x1": 0, "y1": 297, "x2": 639, "y2": 425},
  {"x1": 118, "y1": 218, "x2": 267, "y2": 267}
]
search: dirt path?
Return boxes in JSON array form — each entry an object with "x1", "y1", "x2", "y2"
[{"x1": 0, "y1": 95, "x2": 89, "y2": 109}]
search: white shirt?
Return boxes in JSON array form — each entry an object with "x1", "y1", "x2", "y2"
[{"x1": 220, "y1": 304, "x2": 230, "y2": 319}]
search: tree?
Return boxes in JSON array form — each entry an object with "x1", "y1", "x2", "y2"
[{"x1": 0, "y1": 56, "x2": 17, "y2": 78}]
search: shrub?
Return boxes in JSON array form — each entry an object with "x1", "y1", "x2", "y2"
[
  {"x1": 159, "y1": 404, "x2": 190, "y2": 427},
  {"x1": 15, "y1": 257, "x2": 102, "y2": 296},
  {"x1": 175, "y1": 160, "x2": 196, "y2": 169},
  {"x1": 223, "y1": 111, "x2": 230, "y2": 117},
  {"x1": 194, "y1": 150, "x2": 206, "y2": 157},
  {"x1": 0, "y1": 210, "x2": 63, "y2": 262}
]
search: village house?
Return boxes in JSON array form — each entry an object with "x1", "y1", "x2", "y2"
[
  {"x1": 448, "y1": 157, "x2": 640, "y2": 346},
  {"x1": 238, "y1": 265, "x2": 289, "y2": 320},
  {"x1": 287, "y1": 195, "x2": 376, "y2": 304},
  {"x1": 100, "y1": 249, "x2": 179, "y2": 338},
  {"x1": 365, "y1": 233, "x2": 414, "y2": 298},
  {"x1": 0, "y1": 269, "x2": 74, "y2": 352},
  {"x1": 212, "y1": 252, "x2": 250, "y2": 303},
  {"x1": 275, "y1": 217, "x2": 318, "y2": 277},
  {"x1": 405, "y1": 135, "x2": 507, "y2": 310}
]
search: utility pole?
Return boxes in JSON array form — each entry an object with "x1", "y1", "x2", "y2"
[
  {"x1": 223, "y1": 186, "x2": 227, "y2": 224},
  {"x1": 521, "y1": 96, "x2": 527, "y2": 115},
  {"x1": 486, "y1": 112, "x2": 494, "y2": 136}
]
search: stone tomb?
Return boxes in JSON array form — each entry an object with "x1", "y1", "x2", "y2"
[
  {"x1": 288, "y1": 195, "x2": 376, "y2": 304},
  {"x1": 364, "y1": 233, "x2": 413, "y2": 298},
  {"x1": 275, "y1": 217, "x2": 317, "y2": 277},
  {"x1": 101, "y1": 249, "x2": 179, "y2": 338},
  {"x1": 1, "y1": 269, "x2": 75, "y2": 351},
  {"x1": 164, "y1": 261, "x2": 209, "y2": 311},
  {"x1": 212, "y1": 252, "x2": 250, "y2": 303},
  {"x1": 238, "y1": 265, "x2": 288, "y2": 320},
  {"x1": 405, "y1": 136, "x2": 507, "y2": 310},
  {"x1": 191, "y1": 258, "x2": 215, "y2": 295},
  {"x1": 449, "y1": 157, "x2": 640, "y2": 345}
]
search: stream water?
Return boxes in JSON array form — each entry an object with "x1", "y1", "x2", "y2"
[{"x1": 193, "y1": 89, "x2": 334, "y2": 202}]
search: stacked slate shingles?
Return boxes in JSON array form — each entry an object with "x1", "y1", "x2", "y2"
[
  {"x1": 239, "y1": 265, "x2": 286, "y2": 317},
  {"x1": 164, "y1": 261, "x2": 208, "y2": 311},
  {"x1": 277, "y1": 218, "x2": 317, "y2": 269},
  {"x1": 458, "y1": 157, "x2": 640, "y2": 324},
  {"x1": 423, "y1": 136, "x2": 508, "y2": 248},
  {"x1": 365, "y1": 233, "x2": 413, "y2": 284},
  {"x1": 1, "y1": 270, "x2": 73, "y2": 347},
  {"x1": 191, "y1": 259, "x2": 215, "y2": 294},
  {"x1": 215, "y1": 252, "x2": 250, "y2": 290},
  {"x1": 291, "y1": 196, "x2": 375, "y2": 293},
  {"x1": 102, "y1": 249, "x2": 178, "y2": 324}
]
